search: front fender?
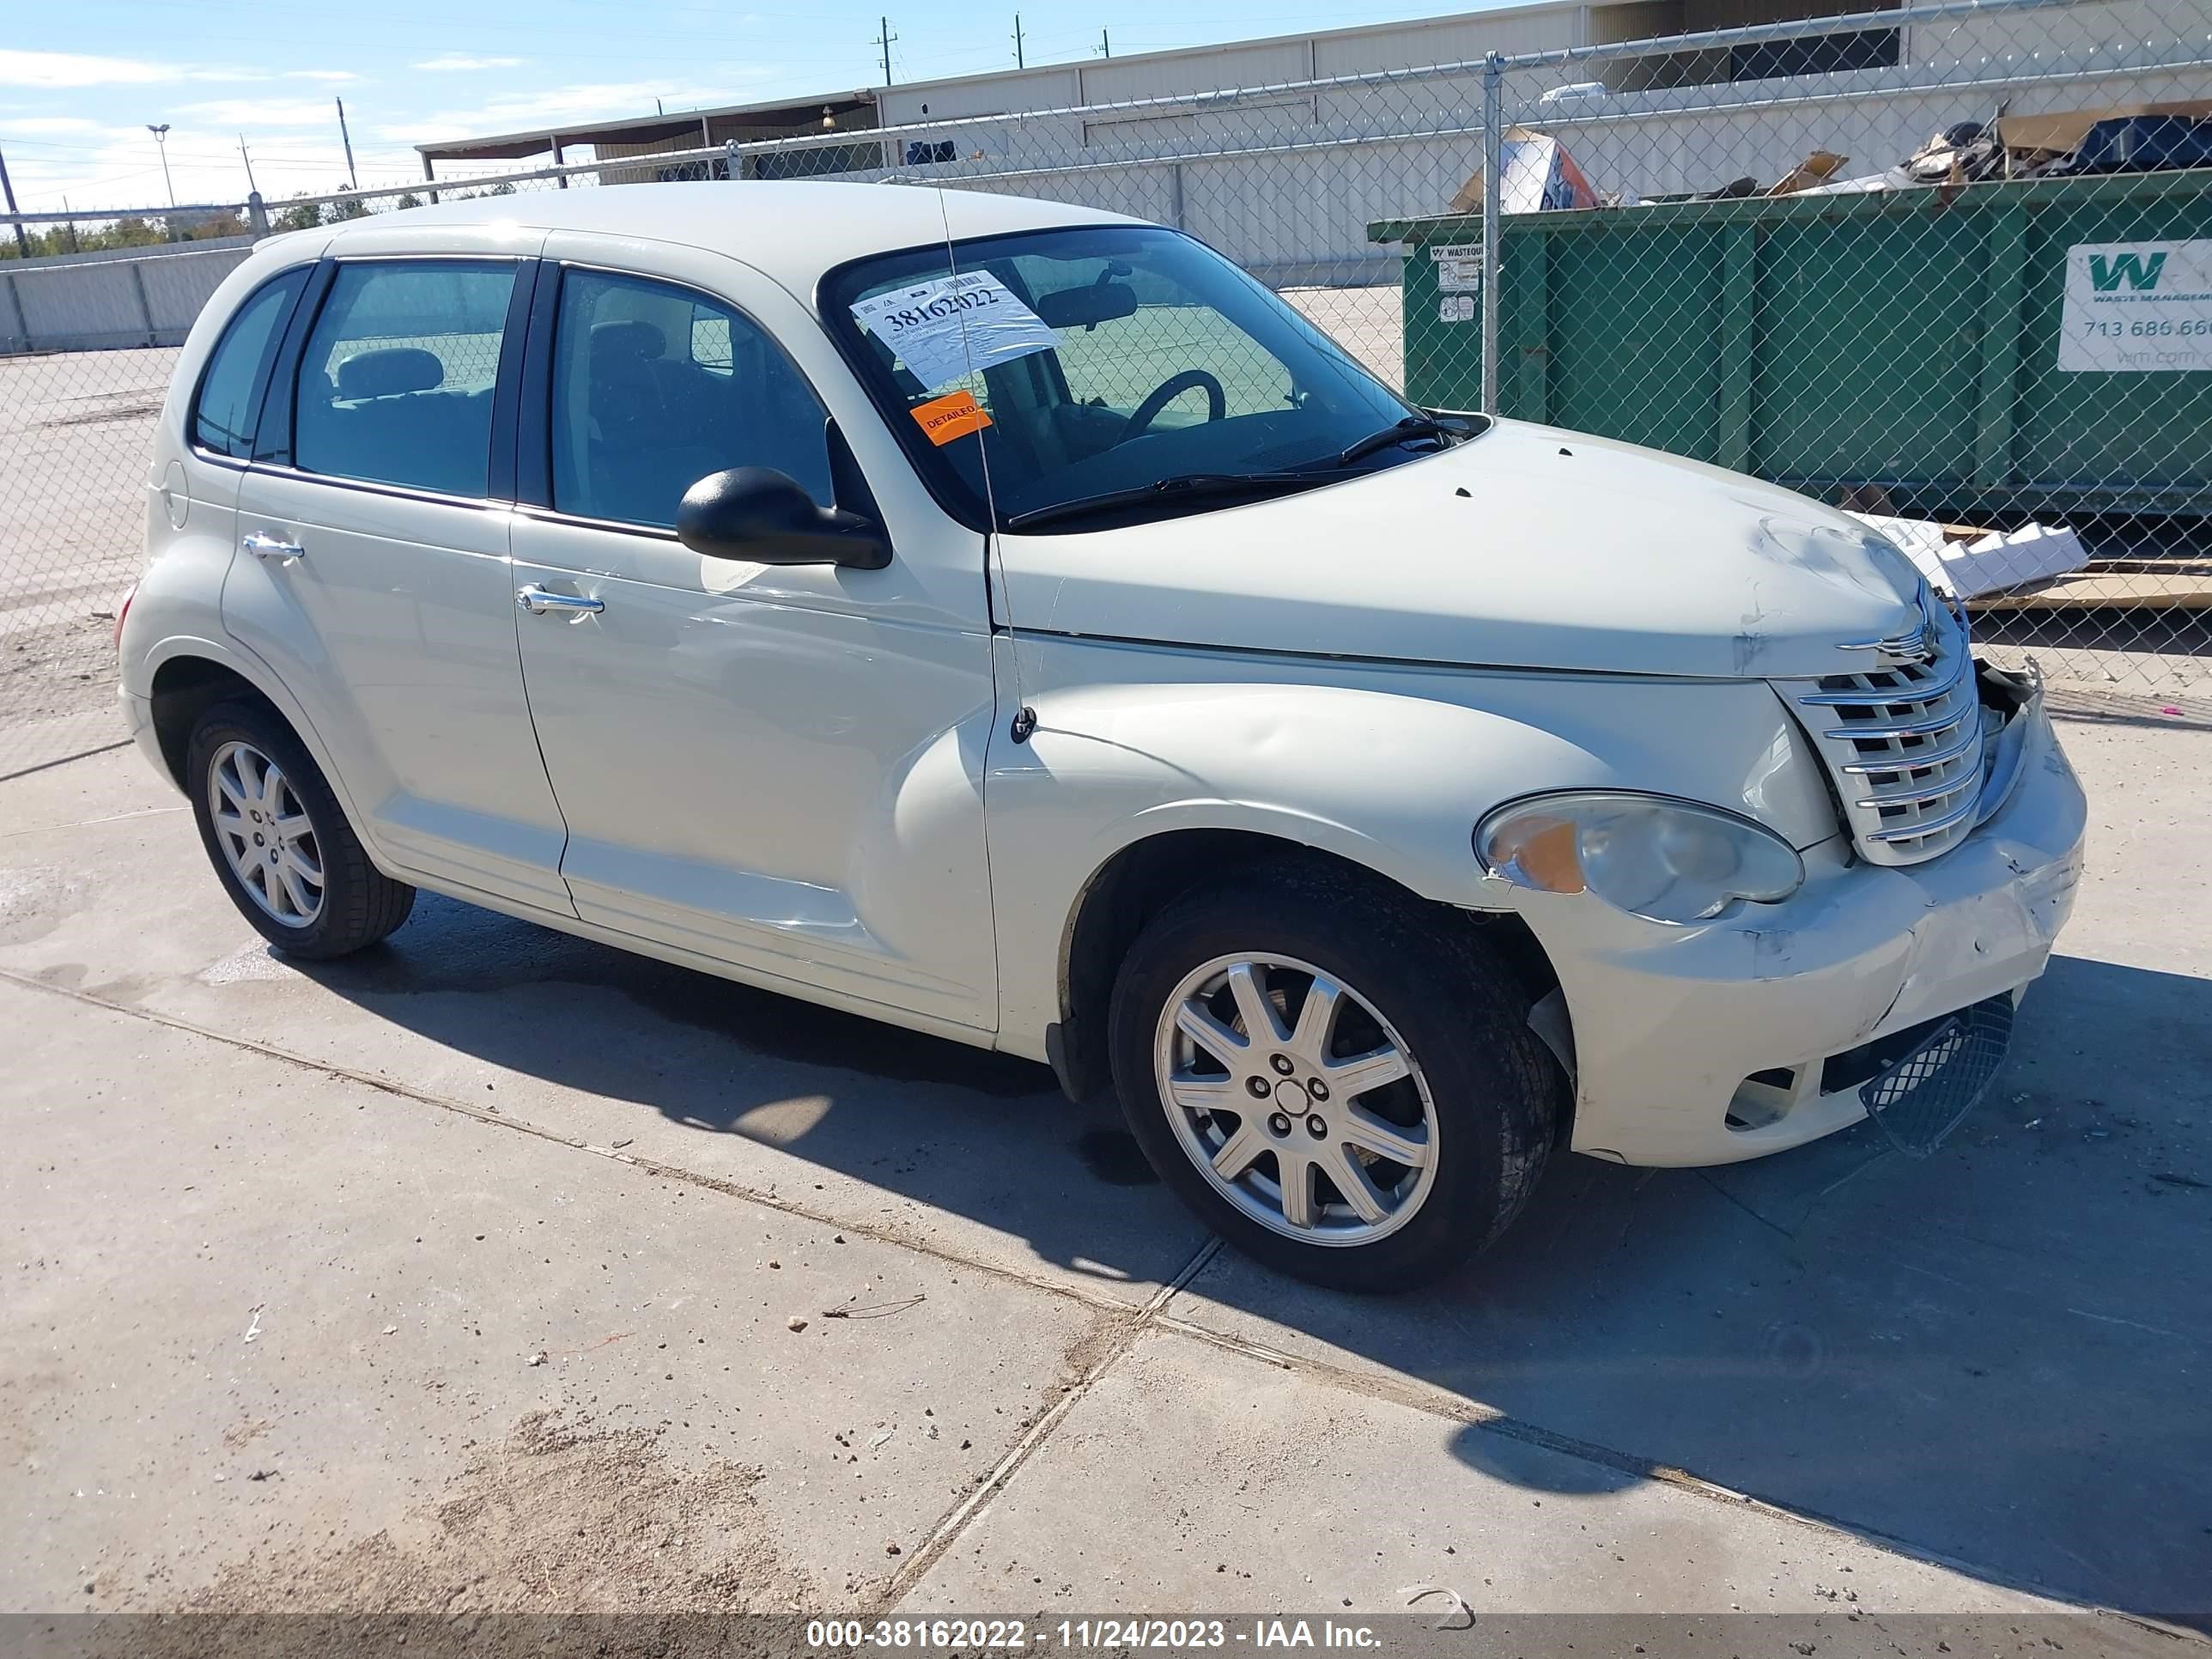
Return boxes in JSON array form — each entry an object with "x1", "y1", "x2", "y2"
[{"x1": 983, "y1": 634, "x2": 1836, "y2": 1060}]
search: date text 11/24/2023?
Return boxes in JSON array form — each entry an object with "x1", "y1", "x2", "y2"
[{"x1": 805, "y1": 1618, "x2": 1388, "y2": 1650}]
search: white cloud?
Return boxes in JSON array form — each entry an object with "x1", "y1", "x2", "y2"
[
  {"x1": 2, "y1": 115, "x2": 104, "y2": 134},
  {"x1": 180, "y1": 97, "x2": 352, "y2": 129},
  {"x1": 413, "y1": 55, "x2": 524, "y2": 72},
  {"x1": 396, "y1": 76, "x2": 772, "y2": 143},
  {"x1": 0, "y1": 49, "x2": 179, "y2": 88},
  {"x1": 0, "y1": 49, "x2": 354, "y2": 90}
]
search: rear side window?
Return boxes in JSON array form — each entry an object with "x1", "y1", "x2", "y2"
[
  {"x1": 550, "y1": 268, "x2": 832, "y2": 529},
  {"x1": 294, "y1": 261, "x2": 519, "y2": 498},
  {"x1": 192, "y1": 270, "x2": 306, "y2": 458}
]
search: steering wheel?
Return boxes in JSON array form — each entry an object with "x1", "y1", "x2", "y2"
[{"x1": 1122, "y1": 369, "x2": 1227, "y2": 441}]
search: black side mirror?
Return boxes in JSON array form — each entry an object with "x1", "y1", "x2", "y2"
[{"x1": 675, "y1": 467, "x2": 891, "y2": 570}]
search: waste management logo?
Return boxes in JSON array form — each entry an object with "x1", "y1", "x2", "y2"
[
  {"x1": 2087, "y1": 251, "x2": 2167, "y2": 292},
  {"x1": 2059, "y1": 240, "x2": 2212, "y2": 372}
]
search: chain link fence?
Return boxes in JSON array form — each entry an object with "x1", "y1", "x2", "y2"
[{"x1": 4, "y1": 0, "x2": 2209, "y2": 770}]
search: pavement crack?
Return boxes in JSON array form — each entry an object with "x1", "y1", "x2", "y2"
[
  {"x1": 877, "y1": 1237, "x2": 1222, "y2": 1609},
  {"x1": 1692, "y1": 1166, "x2": 1800, "y2": 1242}
]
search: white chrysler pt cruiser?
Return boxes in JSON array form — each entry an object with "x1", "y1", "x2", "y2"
[{"x1": 118, "y1": 182, "x2": 2085, "y2": 1289}]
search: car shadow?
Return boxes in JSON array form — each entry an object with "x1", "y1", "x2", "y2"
[
  {"x1": 290, "y1": 891, "x2": 1205, "y2": 1291},
  {"x1": 1181, "y1": 952, "x2": 2212, "y2": 1627},
  {"x1": 295, "y1": 906, "x2": 2212, "y2": 1626}
]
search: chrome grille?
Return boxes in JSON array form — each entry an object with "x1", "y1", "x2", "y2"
[{"x1": 1778, "y1": 595, "x2": 1985, "y2": 867}]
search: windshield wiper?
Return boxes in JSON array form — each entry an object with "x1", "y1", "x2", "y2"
[
  {"x1": 1331, "y1": 413, "x2": 1481, "y2": 469},
  {"x1": 1002, "y1": 471, "x2": 1335, "y2": 532}
]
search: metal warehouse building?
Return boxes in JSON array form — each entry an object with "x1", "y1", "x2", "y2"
[{"x1": 398, "y1": 0, "x2": 2210, "y2": 286}]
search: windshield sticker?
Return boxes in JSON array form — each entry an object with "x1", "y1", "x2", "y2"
[
  {"x1": 912, "y1": 388, "x2": 994, "y2": 446},
  {"x1": 850, "y1": 271, "x2": 1059, "y2": 390}
]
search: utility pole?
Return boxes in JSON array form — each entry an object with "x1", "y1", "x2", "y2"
[
  {"x1": 0, "y1": 143, "x2": 30, "y2": 258},
  {"x1": 1012, "y1": 13, "x2": 1024, "y2": 68},
  {"x1": 335, "y1": 97, "x2": 358, "y2": 191},
  {"x1": 1097, "y1": 27, "x2": 1110, "y2": 57},
  {"x1": 61, "y1": 198, "x2": 80, "y2": 252},
  {"x1": 238, "y1": 133, "x2": 259, "y2": 198},
  {"x1": 874, "y1": 15, "x2": 897, "y2": 85}
]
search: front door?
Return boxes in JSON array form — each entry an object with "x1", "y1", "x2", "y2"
[
  {"x1": 222, "y1": 253, "x2": 574, "y2": 913},
  {"x1": 507, "y1": 250, "x2": 998, "y2": 1030}
]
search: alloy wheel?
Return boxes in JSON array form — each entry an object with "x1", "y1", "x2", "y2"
[
  {"x1": 1152, "y1": 952, "x2": 1438, "y2": 1247},
  {"x1": 208, "y1": 739, "x2": 325, "y2": 927}
]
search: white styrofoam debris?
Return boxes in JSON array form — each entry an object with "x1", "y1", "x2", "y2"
[{"x1": 1848, "y1": 513, "x2": 2091, "y2": 600}]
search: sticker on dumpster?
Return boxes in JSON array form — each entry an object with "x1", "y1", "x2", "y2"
[
  {"x1": 1438, "y1": 295, "x2": 1477, "y2": 325},
  {"x1": 849, "y1": 271, "x2": 1059, "y2": 390},
  {"x1": 2057, "y1": 240, "x2": 2212, "y2": 372},
  {"x1": 1432, "y1": 252, "x2": 1484, "y2": 293}
]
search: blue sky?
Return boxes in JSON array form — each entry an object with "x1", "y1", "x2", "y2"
[{"x1": 2, "y1": 0, "x2": 1488, "y2": 212}]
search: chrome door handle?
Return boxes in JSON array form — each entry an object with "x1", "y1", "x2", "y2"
[
  {"x1": 243, "y1": 532, "x2": 304, "y2": 566},
  {"x1": 517, "y1": 585, "x2": 605, "y2": 617}
]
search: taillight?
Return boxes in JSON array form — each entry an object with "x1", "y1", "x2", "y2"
[{"x1": 113, "y1": 584, "x2": 136, "y2": 651}]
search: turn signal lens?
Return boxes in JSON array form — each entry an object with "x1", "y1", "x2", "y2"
[
  {"x1": 113, "y1": 583, "x2": 136, "y2": 651},
  {"x1": 1476, "y1": 791, "x2": 1803, "y2": 926}
]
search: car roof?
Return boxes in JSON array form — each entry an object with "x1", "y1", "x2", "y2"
[{"x1": 319, "y1": 180, "x2": 1148, "y2": 296}]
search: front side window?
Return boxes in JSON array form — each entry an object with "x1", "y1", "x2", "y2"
[
  {"x1": 294, "y1": 260, "x2": 518, "y2": 497},
  {"x1": 550, "y1": 268, "x2": 832, "y2": 530},
  {"x1": 192, "y1": 270, "x2": 307, "y2": 458},
  {"x1": 823, "y1": 225, "x2": 1431, "y2": 532}
]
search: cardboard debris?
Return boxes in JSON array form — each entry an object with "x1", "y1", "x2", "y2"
[
  {"x1": 1767, "y1": 151, "x2": 1850, "y2": 196},
  {"x1": 1996, "y1": 98, "x2": 2212, "y2": 159},
  {"x1": 1847, "y1": 512, "x2": 2092, "y2": 601},
  {"x1": 1449, "y1": 127, "x2": 1600, "y2": 215}
]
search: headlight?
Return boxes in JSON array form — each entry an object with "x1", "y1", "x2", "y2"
[{"x1": 1474, "y1": 791, "x2": 1804, "y2": 925}]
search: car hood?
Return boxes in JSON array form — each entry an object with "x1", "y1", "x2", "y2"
[{"x1": 997, "y1": 420, "x2": 1929, "y2": 680}]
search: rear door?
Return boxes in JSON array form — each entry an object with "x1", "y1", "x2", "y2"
[
  {"x1": 506, "y1": 239, "x2": 998, "y2": 1030},
  {"x1": 222, "y1": 241, "x2": 576, "y2": 914}
]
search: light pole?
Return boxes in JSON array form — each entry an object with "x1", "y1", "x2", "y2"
[{"x1": 147, "y1": 123, "x2": 175, "y2": 209}]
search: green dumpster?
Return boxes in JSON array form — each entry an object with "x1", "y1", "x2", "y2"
[{"x1": 1370, "y1": 169, "x2": 2212, "y2": 522}]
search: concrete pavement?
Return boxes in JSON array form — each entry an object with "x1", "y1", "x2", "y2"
[{"x1": 2, "y1": 712, "x2": 2207, "y2": 1635}]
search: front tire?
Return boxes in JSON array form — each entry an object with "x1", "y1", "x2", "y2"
[
  {"x1": 186, "y1": 700, "x2": 415, "y2": 959},
  {"x1": 1108, "y1": 866, "x2": 1556, "y2": 1291}
]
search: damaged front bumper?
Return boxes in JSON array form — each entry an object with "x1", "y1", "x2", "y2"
[{"x1": 1513, "y1": 660, "x2": 2085, "y2": 1168}]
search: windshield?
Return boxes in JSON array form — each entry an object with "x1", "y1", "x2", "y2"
[{"x1": 822, "y1": 224, "x2": 1434, "y2": 532}]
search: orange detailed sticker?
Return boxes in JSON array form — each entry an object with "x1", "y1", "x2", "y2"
[{"x1": 912, "y1": 390, "x2": 993, "y2": 446}]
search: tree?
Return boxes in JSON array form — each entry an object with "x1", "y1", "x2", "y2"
[
  {"x1": 181, "y1": 209, "x2": 248, "y2": 240},
  {"x1": 273, "y1": 194, "x2": 324, "y2": 233}
]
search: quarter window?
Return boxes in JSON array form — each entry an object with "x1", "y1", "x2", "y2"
[
  {"x1": 191, "y1": 270, "x2": 307, "y2": 459},
  {"x1": 294, "y1": 260, "x2": 518, "y2": 498},
  {"x1": 550, "y1": 268, "x2": 832, "y2": 530}
]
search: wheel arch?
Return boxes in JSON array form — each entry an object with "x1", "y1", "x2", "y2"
[
  {"x1": 1047, "y1": 825, "x2": 1563, "y2": 1110},
  {"x1": 141, "y1": 640, "x2": 365, "y2": 836},
  {"x1": 149, "y1": 653, "x2": 274, "y2": 788}
]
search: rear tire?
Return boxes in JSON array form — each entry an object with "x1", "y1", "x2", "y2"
[
  {"x1": 1108, "y1": 865, "x2": 1556, "y2": 1291},
  {"x1": 186, "y1": 700, "x2": 414, "y2": 960}
]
